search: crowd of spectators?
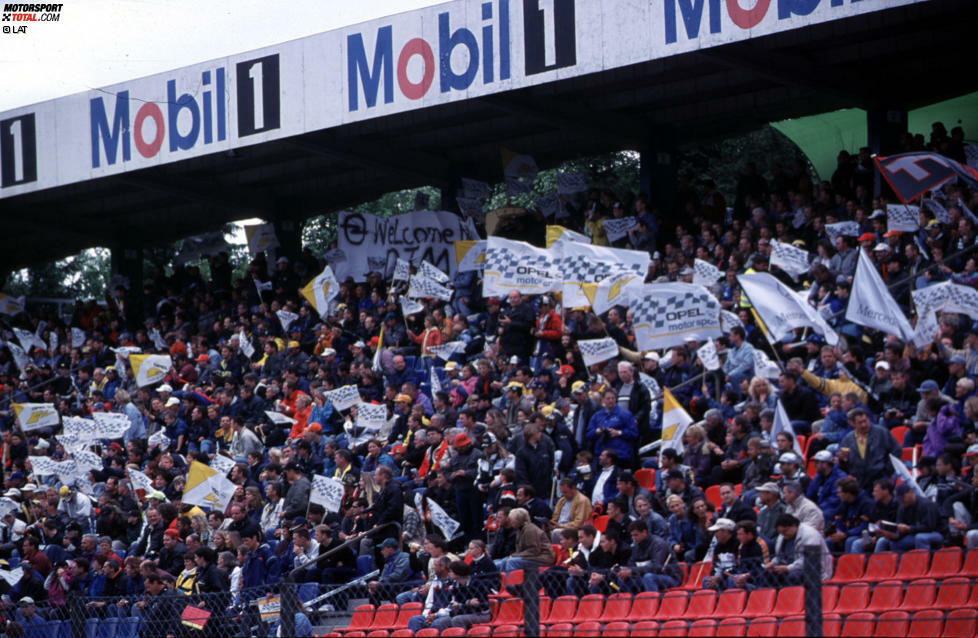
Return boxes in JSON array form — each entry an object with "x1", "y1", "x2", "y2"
[{"x1": 0, "y1": 123, "x2": 975, "y2": 634}]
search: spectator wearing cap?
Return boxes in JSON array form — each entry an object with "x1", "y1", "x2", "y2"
[
  {"x1": 806, "y1": 450, "x2": 846, "y2": 522},
  {"x1": 876, "y1": 483, "x2": 946, "y2": 553},
  {"x1": 447, "y1": 432, "x2": 484, "y2": 540},
  {"x1": 14, "y1": 595, "x2": 46, "y2": 631},
  {"x1": 755, "y1": 482, "x2": 785, "y2": 547},
  {"x1": 586, "y1": 388, "x2": 638, "y2": 465},
  {"x1": 776, "y1": 452, "x2": 810, "y2": 493},
  {"x1": 663, "y1": 468, "x2": 705, "y2": 509},
  {"x1": 911, "y1": 379, "x2": 952, "y2": 445},
  {"x1": 942, "y1": 354, "x2": 970, "y2": 397}
]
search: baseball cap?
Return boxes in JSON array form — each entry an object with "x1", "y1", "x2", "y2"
[
  {"x1": 779, "y1": 452, "x2": 801, "y2": 465},
  {"x1": 504, "y1": 381, "x2": 524, "y2": 392},
  {"x1": 377, "y1": 538, "x2": 399, "y2": 550},
  {"x1": 917, "y1": 379, "x2": 939, "y2": 393},
  {"x1": 571, "y1": 381, "x2": 587, "y2": 394},
  {"x1": 895, "y1": 483, "x2": 913, "y2": 498},
  {"x1": 558, "y1": 364, "x2": 575, "y2": 376},
  {"x1": 858, "y1": 232, "x2": 876, "y2": 242},
  {"x1": 391, "y1": 444, "x2": 406, "y2": 455},
  {"x1": 873, "y1": 243, "x2": 890, "y2": 252},
  {"x1": 874, "y1": 360, "x2": 890, "y2": 370},
  {"x1": 277, "y1": 256, "x2": 289, "y2": 264},
  {"x1": 394, "y1": 393, "x2": 413, "y2": 403},
  {"x1": 963, "y1": 444, "x2": 978, "y2": 457},
  {"x1": 444, "y1": 361, "x2": 458, "y2": 371},
  {"x1": 708, "y1": 518, "x2": 737, "y2": 533},
  {"x1": 453, "y1": 433, "x2": 472, "y2": 449},
  {"x1": 3, "y1": 489, "x2": 20, "y2": 498},
  {"x1": 643, "y1": 352, "x2": 660, "y2": 362},
  {"x1": 883, "y1": 230, "x2": 903, "y2": 239},
  {"x1": 949, "y1": 355, "x2": 967, "y2": 366},
  {"x1": 157, "y1": 384, "x2": 173, "y2": 393},
  {"x1": 757, "y1": 482, "x2": 780, "y2": 494},
  {"x1": 164, "y1": 397, "x2": 180, "y2": 407},
  {"x1": 813, "y1": 450, "x2": 835, "y2": 463},
  {"x1": 164, "y1": 529, "x2": 180, "y2": 539},
  {"x1": 869, "y1": 209, "x2": 886, "y2": 219},
  {"x1": 17, "y1": 597, "x2": 34, "y2": 606},
  {"x1": 195, "y1": 354, "x2": 210, "y2": 363}
]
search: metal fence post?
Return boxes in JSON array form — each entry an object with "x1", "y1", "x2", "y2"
[
  {"x1": 281, "y1": 575, "x2": 297, "y2": 637},
  {"x1": 522, "y1": 562, "x2": 540, "y2": 638},
  {"x1": 803, "y1": 546, "x2": 823, "y2": 638}
]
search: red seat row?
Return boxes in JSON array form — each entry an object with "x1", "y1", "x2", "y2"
[{"x1": 828, "y1": 548, "x2": 978, "y2": 584}]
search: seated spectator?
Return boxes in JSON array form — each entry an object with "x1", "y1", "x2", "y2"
[
  {"x1": 762, "y1": 514, "x2": 832, "y2": 587},
  {"x1": 875, "y1": 483, "x2": 946, "y2": 553},
  {"x1": 828, "y1": 476, "x2": 873, "y2": 554}
]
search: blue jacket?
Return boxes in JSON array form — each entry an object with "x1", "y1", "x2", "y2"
[
  {"x1": 667, "y1": 515, "x2": 698, "y2": 553},
  {"x1": 833, "y1": 492, "x2": 873, "y2": 539},
  {"x1": 722, "y1": 341, "x2": 755, "y2": 385},
  {"x1": 806, "y1": 465, "x2": 847, "y2": 522},
  {"x1": 819, "y1": 409, "x2": 851, "y2": 444},
  {"x1": 378, "y1": 550, "x2": 413, "y2": 584},
  {"x1": 586, "y1": 406, "x2": 638, "y2": 462},
  {"x1": 242, "y1": 543, "x2": 281, "y2": 590}
]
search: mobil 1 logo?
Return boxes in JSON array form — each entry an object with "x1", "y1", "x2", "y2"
[
  {"x1": 0, "y1": 113, "x2": 36, "y2": 187},
  {"x1": 236, "y1": 54, "x2": 281, "y2": 137},
  {"x1": 523, "y1": 0, "x2": 576, "y2": 76}
]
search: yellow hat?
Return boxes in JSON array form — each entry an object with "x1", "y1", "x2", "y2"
[
  {"x1": 59, "y1": 485, "x2": 69, "y2": 497},
  {"x1": 287, "y1": 340, "x2": 300, "y2": 349},
  {"x1": 504, "y1": 381, "x2": 524, "y2": 392},
  {"x1": 541, "y1": 404, "x2": 555, "y2": 419},
  {"x1": 395, "y1": 393, "x2": 413, "y2": 403},
  {"x1": 571, "y1": 380, "x2": 587, "y2": 394}
]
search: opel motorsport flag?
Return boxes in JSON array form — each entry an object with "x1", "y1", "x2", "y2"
[
  {"x1": 660, "y1": 389, "x2": 693, "y2": 456},
  {"x1": 546, "y1": 225, "x2": 590, "y2": 248},
  {"x1": 847, "y1": 249, "x2": 914, "y2": 341},
  {"x1": 128, "y1": 354, "x2": 172, "y2": 387},
  {"x1": 631, "y1": 283, "x2": 721, "y2": 351},
  {"x1": 183, "y1": 461, "x2": 236, "y2": 511},
  {"x1": 738, "y1": 273, "x2": 839, "y2": 346},
  {"x1": 300, "y1": 264, "x2": 339, "y2": 317},
  {"x1": 558, "y1": 241, "x2": 650, "y2": 284},
  {"x1": 564, "y1": 271, "x2": 643, "y2": 314},
  {"x1": 483, "y1": 236, "x2": 560, "y2": 298},
  {"x1": 454, "y1": 240, "x2": 487, "y2": 272},
  {"x1": 12, "y1": 403, "x2": 59, "y2": 431}
]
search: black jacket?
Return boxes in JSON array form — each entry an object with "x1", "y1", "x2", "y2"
[
  {"x1": 629, "y1": 534, "x2": 680, "y2": 582},
  {"x1": 367, "y1": 481, "x2": 404, "y2": 531},
  {"x1": 515, "y1": 434, "x2": 556, "y2": 499}
]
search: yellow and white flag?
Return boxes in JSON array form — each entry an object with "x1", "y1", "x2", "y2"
[
  {"x1": 0, "y1": 294, "x2": 25, "y2": 316},
  {"x1": 546, "y1": 225, "x2": 590, "y2": 248},
  {"x1": 183, "y1": 461, "x2": 236, "y2": 511},
  {"x1": 12, "y1": 403, "x2": 59, "y2": 431},
  {"x1": 300, "y1": 265, "x2": 339, "y2": 318},
  {"x1": 244, "y1": 222, "x2": 279, "y2": 256},
  {"x1": 660, "y1": 389, "x2": 693, "y2": 456},
  {"x1": 129, "y1": 354, "x2": 172, "y2": 387},
  {"x1": 454, "y1": 240, "x2": 487, "y2": 272}
]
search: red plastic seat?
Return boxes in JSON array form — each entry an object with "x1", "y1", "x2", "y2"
[
  {"x1": 962, "y1": 548, "x2": 978, "y2": 578},
  {"x1": 468, "y1": 628, "x2": 492, "y2": 638},
  {"x1": 626, "y1": 591, "x2": 659, "y2": 622},
  {"x1": 344, "y1": 633, "x2": 366, "y2": 638},
  {"x1": 337, "y1": 604, "x2": 374, "y2": 634},
  {"x1": 592, "y1": 515, "x2": 609, "y2": 532},
  {"x1": 573, "y1": 594, "x2": 604, "y2": 622},
  {"x1": 682, "y1": 562, "x2": 713, "y2": 590},
  {"x1": 841, "y1": 612, "x2": 876, "y2": 637},
  {"x1": 548, "y1": 623, "x2": 575, "y2": 637},
  {"x1": 875, "y1": 611, "x2": 910, "y2": 638},
  {"x1": 771, "y1": 586, "x2": 803, "y2": 617},
  {"x1": 827, "y1": 553, "x2": 865, "y2": 584},
  {"x1": 934, "y1": 576, "x2": 970, "y2": 610},
  {"x1": 378, "y1": 602, "x2": 421, "y2": 630},
  {"x1": 900, "y1": 578, "x2": 937, "y2": 613},
  {"x1": 866, "y1": 579, "x2": 904, "y2": 613},
  {"x1": 746, "y1": 616, "x2": 777, "y2": 637},
  {"x1": 717, "y1": 617, "x2": 747, "y2": 637},
  {"x1": 657, "y1": 591, "x2": 690, "y2": 620},
  {"x1": 544, "y1": 596, "x2": 578, "y2": 626},
  {"x1": 715, "y1": 588, "x2": 747, "y2": 616},
  {"x1": 776, "y1": 616, "x2": 804, "y2": 637},
  {"x1": 366, "y1": 632, "x2": 388, "y2": 638},
  {"x1": 490, "y1": 598, "x2": 523, "y2": 626},
  {"x1": 705, "y1": 485, "x2": 723, "y2": 508},
  {"x1": 690, "y1": 619, "x2": 717, "y2": 637},
  {"x1": 942, "y1": 608, "x2": 978, "y2": 638},
  {"x1": 441, "y1": 629, "x2": 467, "y2": 638},
  {"x1": 574, "y1": 621, "x2": 603, "y2": 637},
  {"x1": 822, "y1": 585, "x2": 839, "y2": 613},
  {"x1": 505, "y1": 569, "x2": 524, "y2": 588},
  {"x1": 833, "y1": 583, "x2": 870, "y2": 616},
  {"x1": 600, "y1": 593, "x2": 632, "y2": 623},
  {"x1": 891, "y1": 426, "x2": 908, "y2": 447},
  {"x1": 863, "y1": 552, "x2": 899, "y2": 582},
  {"x1": 823, "y1": 614, "x2": 842, "y2": 638},
  {"x1": 896, "y1": 550, "x2": 930, "y2": 580},
  {"x1": 602, "y1": 621, "x2": 631, "y2": 637},
  {"x1": 659, "y1": 620, "x2": 688, "y2": 637},
  {"x1": 686, "y1": 590, "x2": 718, "y2": 619},
  {"x1": 414, "y1": 629, "x2": 439, "y2": 638},
  {"x1": 390, "y1": 631, "x2": 413, "y2": 638},
  {"x1": 742, "y1": 588, "x2": 776, "y2": 618},
  {"x1": 928, "y1": 547, "x2": 962, "y2": 579},
  {"x1": 492, "y1": 625, "x2": 521, "y2": 637},
  {"x1": 908, "y1": 610, "x2": 943, "y2": 638},
  {"x1": 631, "y1": 620, "x2": 659, "y2": 636},
  {"x1": 369, "y1": 604, "x2": 398, "y2": 630},
  {"x1": 635, "y1": 468, "x2": 655, "y2": 491},
  {"x1": 969, "y1": 582, "x2": 978, "y2": 607}
]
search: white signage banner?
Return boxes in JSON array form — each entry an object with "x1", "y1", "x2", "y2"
[{"x1": 631, "y1": 283, "x2": 722, "y2": 351}]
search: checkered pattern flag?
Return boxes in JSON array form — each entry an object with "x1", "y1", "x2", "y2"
[
  {"x1": 63, "y1": 416, "x2": 99, "y2": 441},
  {"x1": 558, "y1": 241, "x2": 648, "y2": 284},
  {"x1": 310, "y1": 475, "x2": 344, "y2": 512},
  {"x1": 912, "y1": 309, "x2": 940, "y2": 347},
  {"x1": 72, "y1": 327, "x2": 87, "y2": 349},
  {"x1": 631, "y1": 283, "x2": 722, "y2": 351},
  {"x1": 28, "y1": 455, "x2": 58, "y2": 476},
  {"x1": 13, "y1": 327, "x2": 45, "y2": 352},
  {"x1": 577, "y1": 337, "x2": 620, "y2": 368},
  {"x1": 324, "y1": 384, "x2": 362, "y2": 411},
  {"x1": 825, "y1": 221, "x2": 860, "y2": 240},
  {"x1": 483, "y1": 236, "x2": 561, "y2": 297},
  {"x1": 427, "y1": 341, "x2": 466, "y2": 361},
  {"x1": 56, "y1": 434, "x2": 88, "y2": 452},
  {"x1": 693, "y1": 259, "x2": 722, "y2": 285},
  {"x1": 697, "y1": 340, "x2": 720, "y2": 371},
  {"x1": 769, "y1": 240, "x2": 812, "y2": 278},
  {"x1": 602, "y1": 217, "x2": 637, "y2": 242},
  {"x1": 356, "y1": 402, "x2": 387, "y2": 430},
  {"x1": 557, "y1": 173, "x2": 588, "y2": 194},
  {"x1": 71, "y1": 449, "x2": 103, "y2": 473},
  {"x1": 408, "y1": 275, "x2": 453, "y2": 302},
  {"x1": 638, "y1": 372, "x2": 660, "y2": 397},
  {"x1": 92, "y1": 412, "x2": 130, "y2": 439},
  {"x1": 209, "y1": 454, "x2": 236, "y2": 476},
  {"x1": 430, "y1": 365, "x2": 442, "y2": 395},
  {"x1": 393, "y1": 258, "x2": 411, "y2": 282},
  {"x1": 264, "y1": 411, "x2": 297, "y2": 426},
  {"x1": 720, "y1": 310, "x2": 743, "y2": 333},
  {"x1": 426, "y1": 497, "x2": 460, "y2": 539},
  {"x1": 127, "y1": 467, "x2": 155, "y2": 494},
  {"x1": 148, "y1": 431, "x2": 170, "y2": 450},
  {"x1": 400, "y1": 295, "x2": 425, "y2": 316},
  {"x1": 945, "y1": 282, "x2": 978, "y2": 320},
  {"x1": 0, "y1": 498, "x2": 19, "y2": 519},
  {"x1": 923, "y1": 198, "x2": 950, "y2": 224},
  {"x1": 887, "y1": 204, "x2": 920, "y2": 232},
  {"x1": 420, "y1": 260, "x2": 451, "y2": 284},
  {"x1": 753, "y1": 349, "x2": 781, "y2": 380},
  {"x1": 276, "y1": 309, "x2": 298, "y2": 332},
  {"x1": 912, "y1": 282, "x2": 949, "y2": 315}
]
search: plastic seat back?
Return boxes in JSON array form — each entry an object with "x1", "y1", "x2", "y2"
[
  {"x1": 875, "y1": 611, "x2": 910, "y2": 638},
  {"x1": 659, "y1": 620, "x2": 689, "y2": 638},
  {"x1": 833, "y1": 583, "x2": 870, "y2": 616},
  {"x1": 717, "y1": 617, "x2": 747, "y2": 638},
  {"x1": 742, "y1": 589, "x2": 776, "y2": 618},
  {"x1": 389, "y1": 631, "x2": 413, "y2": 638},
  {"x1": 573, "y1": 594, "x2": 604, "y2": 622},
  {"x1": 626, "y1": 591, "x2": 659, "y2": 622},
  {"x1": 841, "y1": 612, "x2": 875, "y2": 637},
  {"x1": 682, "y1": 561, "x2": 713, "y2": 590},
  {"x1": 928, "y1": 547, "x2": 962, "y2": 579},
  {"x1": 468, "y1": 628, "x2": 491, "y2": 638},
  {"x1": 389, "y1": 602, "x2": 422, "y2": 629},
  {"x1": 705, "y1": 485, "x2": 723, "y2": 508},
  {"x1": 414, "y1": 630, "x2": 439, "y2": 638},
  {"x1": 548, "y1": 623, "x2": 575, "y2": 637},
  {"x1": 635, "y1": 468, "x2": 655, "y2": 490},
  {"x1": 907, "y1": 610, "x2": 943, "y2": 638},
  {"x1": 689, "y1": 619, "x2": 717, "y2": 637},
  {"x1": 592, "y1": 515, "x2": 609, "y2": 532},
  {"x1": 686, "y1": 590, "x2": 717, "y2": 619},
  {"x1": 864, "y1": 552, "x2": 898, "y2": 582},
  {"x1": 544, "y1": 596, "x2": 578, "y2": 625},
  {"x1": 573, "y1": 621, "x2": 603, "y2": 637},
  {"x1": 600, "y1": 593, "x2": 632, "y2": 622},
  {"x1": 934, "y1": 576, "x2": 970, "y2": 610},
  {"x1": 602, "y1": 621, "x2": 631, "y2": 637},
  {"x1": 772, "y1": 586, "x2": 804, "y2": 617},
  {"x1": 715, "y1": 588, "x2": 747, "y2": 616},
  {"x1": 631, "y1": 620, "x2": 659, "y2": 637},
  {"x1": 866, "y1": 579, "x2": 904, "y2": 613},
  {"x1": 370, "y1": 604, "x2": 398, "y2": 629},
  {"x1": 896, "y1": 550, "x2": 930, "y2": 580},
  {"x1": 746, "y1": 616, "x2": 777, "y2": 637},
  {"x1": 343, "y1": 604, "x2": 375, "y2": 631},
  {"x1": 901, "y1": 578, "x2": 937, "y2": 612},
  {"x1": 365, "y1": 632, "x2": 388, "y2": 638},
  {"x1": 943, "y1": 608, "x2": 978, "y2": 638},
  {"x1": 490, "y1": 598, "x2": 523, "y2": 626},
  {"x1": 777, "y1": 616, "x2": 805, "y2": 637},
  {"x1": 657, "y1": 591, "x2": 689, "y2": 620},
  {"x1": 822, "y1": 585, "x2": 839, "y2": 613},
  {"x1": 827, "y1": 553, "x2": 865, "y2": 584},
  {"x1": 493, "y1": 626, "x2": 521, "y2": 638},
  {"x1": 961, "y1": 548, "x2": 978, "y2": 578}
]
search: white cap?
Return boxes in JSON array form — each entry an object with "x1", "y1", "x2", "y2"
[
  {"x1": 34, "y1": 438, "x2": 50, "y2": 450},
  {"x1": 779, "y1": 452, "x2": 801, "y2": 465},
  {"x1": 708, "y1": 518, "x2": 737, "y2": 532},
  {"x1": 3, "y1": 489, "x2": 19, "y2": 498},
  {"x1": 874, "y1": 361, "x2": 890, "y2": 370},
  {"x1": 643, "y1": 352, "x2": 660, "y2": 362},
  {"x1": 164, "y1": 397, "x2": 180, "y2": 407},
  {"x1": 813, "y1": 450, "x2": 835, "y2": 463},
  {"x1": 873, "y1": 243, "x2": 890, "y2": 252},
  {"x1": 157, "y1": 384, "x2": 173, "y2": 393}
]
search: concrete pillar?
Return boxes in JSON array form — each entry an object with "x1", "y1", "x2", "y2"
[
  {"x1": 639, "y1": 127, "x2": 678, "y2": 216},
  {"x1": 867, "y1": 107, "x2": 907, "y2": 196},
  {"x1": 272, "y1": 218, "x2": 302, "y2": 264},
  {"x1": 110, "y1": 245, "x2": 144, "y2": 328}
]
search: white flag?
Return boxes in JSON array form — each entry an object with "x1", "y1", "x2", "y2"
[
  {"x1": 911, "y1": 309, "x2": 940, "y2": 348},
  {"x1": 0, "y1": 568, "x2": 24, "y2": 587},
  {"x1": 92, "y1": 412, "x2": 131, "y2": 439},
  {"x1": 0, "y1": 498, "x2": 20, "y2": 518},
  {"x1": 430, "y1": 366, "x2": 442, "y2": 395},
  {"x1": 427, "y1": 341, "x2": 467, "y2": 361},
  {"x1": 420, "y1": 260, "x2": 451, "y2": 284},
  {"x1": 209, "y1": 454, "x2": 236, "y2": 476},
  {"x1": 264, "y1": 411, "x2": 296, "y2": 425},
  {"x1": 889, "y1": 454, "x2": 925, "y2": 498},
  {"x1": 825, "y1": 221, "x2": 860, "y2": 240},
  {"x1": 0, "y1": 294, "x2": 25, "y2": 316},
  {"x1": 638, "y1": 372, "x2": 660, "y2": 397},
  {"x1": 301, "y1": 265, "x2": 339, "y2": 317},
  {"x1": 13, "y1": 328, "x2": 45, "y2": 353},
  {"x1": 127, "y1": 467, "x2": 155, "y2": 494},
  {"x1": 590, "y1": 273, "x2": 644, "y2": 315},
  {"x1": 237, "y1": 330, "x2": 255, "y2": 359},
  {"x1": 697, "y1": 340, "x2": 720, "y2": 371},
  {"x1": 324, "y1": 385, "x2": 361, "y2": 411},
  {"x1": 400, "y1": 295, "x2": 424, "y2": 316},
  {"x1": 4, "y1": 341, "x2": 29, "y2": 376},
  {"x1": 72, "y1": 449, "x2": 103, "y2": 473},
  {"x1": 310, "y1": 475, "x2": 345, "y2": 512},
  {"x1": 128, "y1": 354, "x2": 173, "y2": 387},
  {"x1": 846, "y1": 249, "x2": 914, "y2": 342},
  {"x1": 408, "y1": 275, "x2": 453, "y2": 302},
  {"x1": 577, "y1": 337, "x2": 620, "y2": 368},
  {"x1": 772, "y1": 400, "x2": 804, "y2": 458},
  {"x1": 393, "y1": 258, "x2": 411, "y2": 282},
  {"x1": 71, "y1": 327, "x2": 87, "y2": 349},
  {"x1": 693, "y1": 259, "x2": 723, "y2": 285},
  {"x1": 602, "y1": 217, "x2": 637, "y2": 242},
  {"x1": 769, "y1": 240, "x2": 812, "y2": 279},
  {"x1": 923, "y1": 198, "x2": 950, "y2": 224},
  {"x1": 426, "y1": 497, "x2": 460, "y2": 539},
  {"x1": 244, "y1": 223, "x2": 279, "y2": 256},
  {"x1": 660, "y1": 389, "x2": 693, "y2": 456},
  {"x1": 738, "y1": 273, "x2": 839, "y2": 346},
  {"x1": 148, "y1": 431, "x2": 170, "y2": 450},
  {"x1": 454, "y1": 240, "x2": 487, "y2": 273},
  {"x1": 753, "y1": 349, "x2": 782, "y2": 380},
  {"x1": 28, "y1": 456, "x2": 58, "y2": 476},
  {"x1": 12, "y1": 403, "x2": 59, "y2": 431},
  {"x1": 912, "y1": 282, "x2": 949, "y2": 315},
  {"x1": 720, "y1": 310, "x2": 743, "y2": 333},
  {"x1": 502, "y1": 150, "x2": 538, "y2": 181},
  {"x1": 276, "y1": 309, "x2": 298, "y2": 332},
  {"x1": 558, "y1": 241, "x2": 650, "y2": 284},
  {"x1": 183, "y1": 461, "x2": 236, "y2": 511},
  {"x1": 557, "y1": 173, "x2": 588, "y2": 194},
  {"x1": 887, "y1": 204, "x2": 920, "y2": 232},
  {"x1": 483, "y1": 236, "x2": 561, "y2": 298},
  {"x1": 63, "y1": 416, "x2": 99, "y2": 441},
  {"x1": 355, "y1": 402, "x2": 388, "y2": 430},
  {"x1": 631, "y1": 283, "x2": 722, "y2": 351}
]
